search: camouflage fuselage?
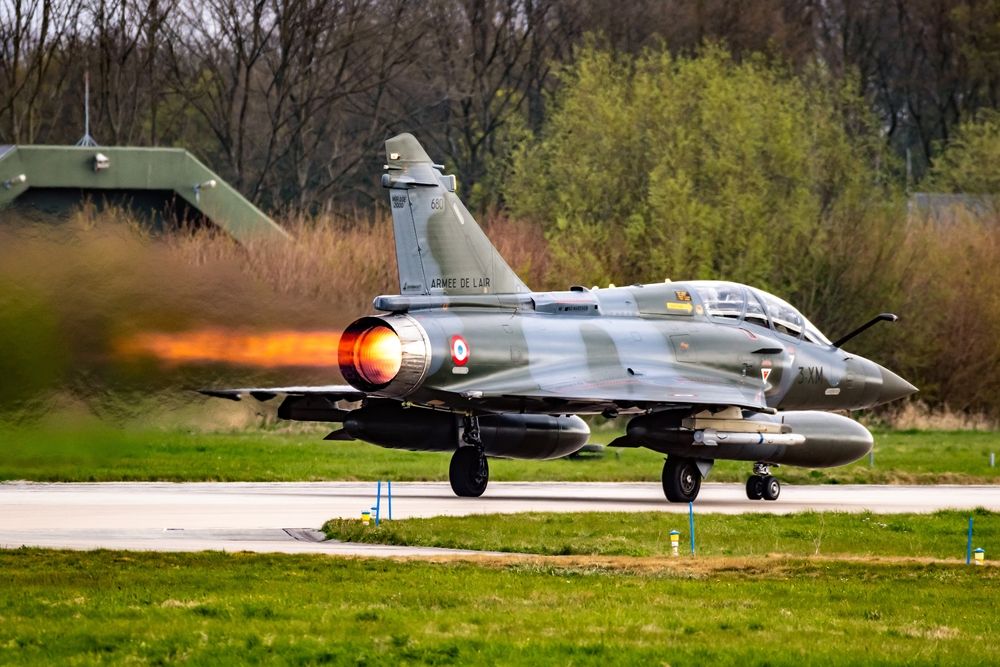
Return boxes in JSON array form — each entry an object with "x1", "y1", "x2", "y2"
[{"x1": 351, "y1": 281, "x2": 896, "y2": 417}]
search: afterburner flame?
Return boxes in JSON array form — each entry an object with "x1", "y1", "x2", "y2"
[
  {"x1": 353, "y1": 326, "x2": 402, "y2": 385},
  {"x1": 118, "y1": 328, "x2": 342, "y2": 367}
]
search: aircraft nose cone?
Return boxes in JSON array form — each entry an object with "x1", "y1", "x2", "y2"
[{"x1": 875, "y1": 365, "x2": 918, "y2": 406}]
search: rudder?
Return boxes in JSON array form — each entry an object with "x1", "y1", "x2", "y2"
[{"x1": 381, "y1": 133, "x2": 529, "y2": 296}]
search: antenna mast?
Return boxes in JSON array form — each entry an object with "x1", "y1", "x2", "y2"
[{"x1": 76, "y1": 71, "x2": 98, "y2": 147}]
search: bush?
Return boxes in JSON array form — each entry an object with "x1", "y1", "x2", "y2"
[
  {"x1": 929, "y1": 110, "x2": 1000, "y2": 195},
  {"x1": 506, "y1": 42, "x2": 894, "y2": 312}
]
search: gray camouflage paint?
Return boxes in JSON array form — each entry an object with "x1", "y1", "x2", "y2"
[
  {"x1": 370, "y1": 133, "x2": 914, "y2": 419},
  {"x1": 369, "y1": 285, "x2": 901, "y2": 417}
]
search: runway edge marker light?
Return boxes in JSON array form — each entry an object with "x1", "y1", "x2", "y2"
[{"x1": 669, "y1": 530, "x2": 680, "y2": 557}]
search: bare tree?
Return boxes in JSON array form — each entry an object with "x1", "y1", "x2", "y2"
[
  {"x1": 258, "y1": 0, "x2": 428, "y2": 210},
  {"x1": 0, "y1": 0, "x2": 82, "y2": 142},
  {"x1": 79, "y1": 0, "x2": 178, "y2": 144},
  {"x1": 161, "y1": 0, "x2": 427, "y2": 209},
  {"x1": 397, "y1": 0, "x2": 565, "y2": 200}
]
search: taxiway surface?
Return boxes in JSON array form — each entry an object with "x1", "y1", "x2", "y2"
[{"x1": 2, "y1": 481, "x2": 997, "y2": 555}]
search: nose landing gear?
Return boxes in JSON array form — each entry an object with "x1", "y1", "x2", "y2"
[{"x1": 746, "y1": 462, "x2": 780, "y2": 501}]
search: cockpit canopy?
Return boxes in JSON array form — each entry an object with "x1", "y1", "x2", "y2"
[{"x1": 689, "y1": 281, "x2": 832, "y2": 346}]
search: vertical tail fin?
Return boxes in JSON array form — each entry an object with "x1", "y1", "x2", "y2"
[{"x1": 381, "y1": 133, "x2": 529, "y2": 296}]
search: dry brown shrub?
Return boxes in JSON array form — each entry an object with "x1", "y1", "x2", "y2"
[
  {"x1": 159, "y1": 209, "x2": 548, "y2": 311},
  {"x1": 399, "y1": 552, "x2": 987, "y2": 573},
  {"x1": 161, "y1": 210, "x2": 398, "y2": 318},
  {"x1": 880, "y1": 401, "x2": 996, "y2": 431},
  {"x1": 892, "y1": 212, "x2": 1000, "y2": 416},
  {"x1": 480, "y1": 211, "x2": 552, "y2": 289}
]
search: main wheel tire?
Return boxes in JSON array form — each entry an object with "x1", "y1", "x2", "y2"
[
  {"x1": 449, "y1": 447, "x2": 489, "y2": 497},
  {"x1": 762, "y1": 475, "x2": 781, "y2": 501},
  {"x1": 662, "y1": 458, "x2": 702, "y2": 503},
  {"x1": 746, "y1": 475, "x2": 765, "y2": 500}
]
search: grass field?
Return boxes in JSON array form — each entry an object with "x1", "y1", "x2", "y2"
[
  {"x1": 0, "y1": 549, "x2": 997, "y2": 666},
  {"x1": 2, "y1": 422, "x2": 999, "y2": 483},
  {"x1": 324, "y1": 510, "x2": 998, "y2": 559}
]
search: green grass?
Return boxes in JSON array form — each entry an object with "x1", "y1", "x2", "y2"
[
  {"x1": 324, "y1": 510, "x2": 999, "y2": 559},
  {"x1": 2, "y1": 422, "x2": 1000, "y2": 483},
  {"x1": 0, "y1": 549, "x2": 997, "y2": 665}
]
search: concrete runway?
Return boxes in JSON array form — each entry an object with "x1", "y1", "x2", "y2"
[{"x1": 2, "y1": 481, "x2": 998, "y2": 556}]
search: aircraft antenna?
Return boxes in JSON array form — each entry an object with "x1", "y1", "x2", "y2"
[{"x1": 76, "y1": 71, "x2": 98, "y2": 147}]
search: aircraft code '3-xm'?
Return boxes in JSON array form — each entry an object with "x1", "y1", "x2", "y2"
[{"x1": 202, "y1": 132, "x2": 917, "y2": 503}]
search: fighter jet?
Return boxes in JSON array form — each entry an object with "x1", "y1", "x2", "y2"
[{"x1": 203, "y1": 133, "x2": 917, "y2": 503}]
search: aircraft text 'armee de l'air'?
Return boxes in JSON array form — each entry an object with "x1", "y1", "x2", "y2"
[{"x1": 203, "y1": 133, "x2": 917, "y2": 503}]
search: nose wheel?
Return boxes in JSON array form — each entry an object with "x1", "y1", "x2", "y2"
[{"x1": 746, "y1": 463, "x2": 780, "y2": 501}]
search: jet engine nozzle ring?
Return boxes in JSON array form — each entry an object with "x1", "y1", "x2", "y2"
[{"x1": 338, "y1": 315, "x2": 431, "y2": 397}]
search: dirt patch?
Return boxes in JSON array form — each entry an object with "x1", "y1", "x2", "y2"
[{"x1": 341, "y1": 552, "x2": 999, "y2": 576}]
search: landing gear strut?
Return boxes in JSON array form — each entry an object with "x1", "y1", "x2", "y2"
[
  {"x1": 746, "y1": 462, "x2": 780, "y2": 501},
  {"x1": 449, "y1": 415, "x2": 489, "y2": 497},
  {"x1": 662, "y1": 457, "x2": 702, "y2": 503}
]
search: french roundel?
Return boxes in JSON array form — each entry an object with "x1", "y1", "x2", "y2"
[{"x1": 451, "y1": 335, "x2": 470, "y2": 366}]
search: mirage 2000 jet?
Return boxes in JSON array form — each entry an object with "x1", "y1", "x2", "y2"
[{"x1": 203, "y1": 133, "x2": 917, "y2": 503}]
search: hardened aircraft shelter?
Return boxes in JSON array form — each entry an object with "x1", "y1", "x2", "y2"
[{"x1": 0, "y1": 145, "x2": 288, "y2": 244}]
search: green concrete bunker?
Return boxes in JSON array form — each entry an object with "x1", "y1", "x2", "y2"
[{"x1": 0, "y1": 145, "x2": 288, "y2": 244}]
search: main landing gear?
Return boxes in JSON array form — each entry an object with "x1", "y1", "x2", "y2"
[
  {"x1": 662, "y1": 457, "x2": 702, "y2": 503},
  {"x1": 449, "y1": 415, "x2": 489, "y2": 497},
  {"x1": 746, "y1": 462, "x2": 780, "y2": 501}
]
